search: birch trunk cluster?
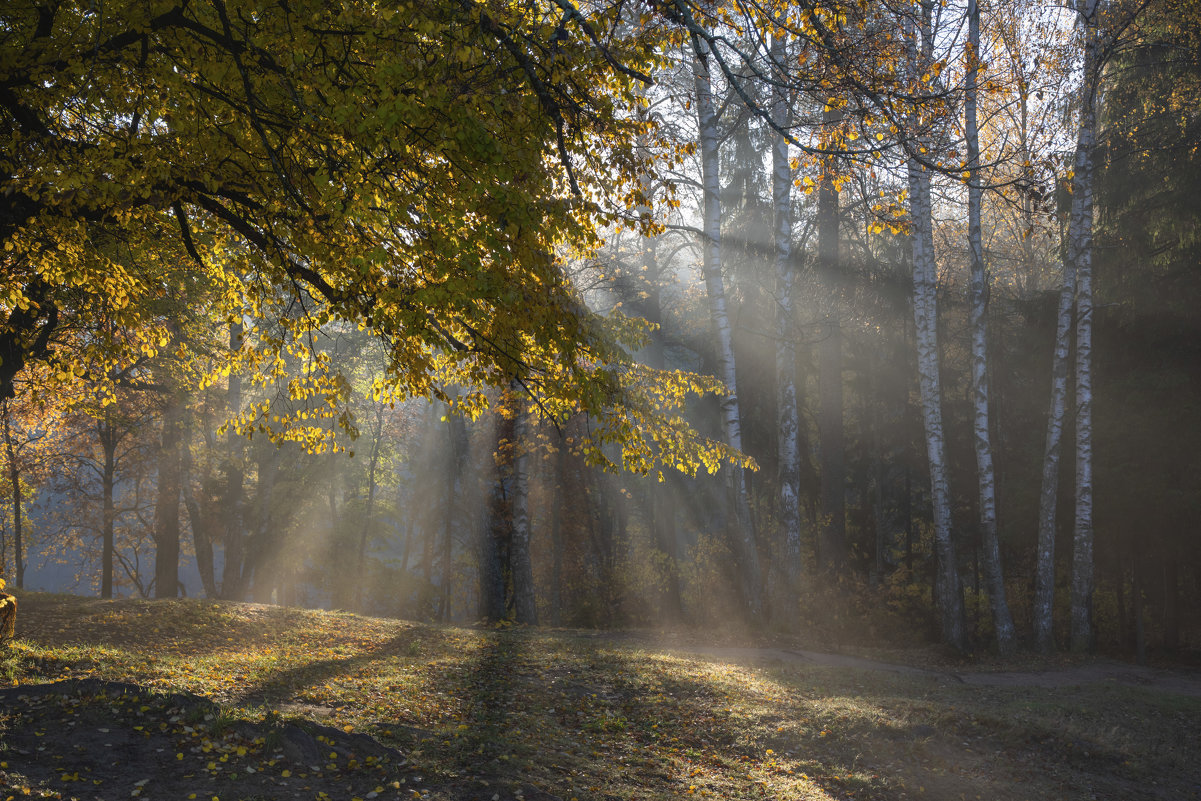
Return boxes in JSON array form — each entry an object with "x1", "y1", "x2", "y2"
[{"x1": 1034, "y1": 0, "x2": 1100, "y2": 653}]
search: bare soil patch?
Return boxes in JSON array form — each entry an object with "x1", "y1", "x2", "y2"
[{"x1": 0, "y1": 679, "x2": 416, "y2": 801}]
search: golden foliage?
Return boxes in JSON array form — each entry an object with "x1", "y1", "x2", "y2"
[
  {"x1": 0, "y1": 0, "x2": 736, "y2": 474},
  {"x1": 0, "y1": 589, "x2": 16, "y2": 643}
]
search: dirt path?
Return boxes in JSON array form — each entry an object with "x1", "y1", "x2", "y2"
[{"x1": 655, "y1": 643, "x2": 1201, "y2": 697}]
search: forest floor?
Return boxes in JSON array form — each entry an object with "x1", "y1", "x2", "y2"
[
  {"x1": 606, "y1": 638, "x2": 1201, "y2": 697},
  {"x1": 2, "y1": 593, "x2": 1199, "y2": 801}
]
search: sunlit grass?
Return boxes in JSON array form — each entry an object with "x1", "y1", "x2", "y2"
[{"x1": 3, "y1": 592, "x2": 1199, "y2": 801}]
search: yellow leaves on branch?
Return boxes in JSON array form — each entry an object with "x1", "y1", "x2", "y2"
[{"x1": 0, "y1": 0, "x2": 750, "y2": 474}]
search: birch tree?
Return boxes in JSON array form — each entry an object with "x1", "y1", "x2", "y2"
[
  {"x1": 691, "y1": 35, "x2": 762, "y2": 616},
  {"x1": 966, "y1": 0, "x2": 1016, "y2": 655},
  {"x1": 1069, "y1": 0, "x2": 1103, "y2": 653},
  {"x1": 1034, "y1": 0, "x2": 1104, "y2": 653},
  {"x1": 905, "y1": 1, "x2": 966, "y2": 650},
  {"x1": 771, "y1": 32, "x2": 802, "y2": 587}
]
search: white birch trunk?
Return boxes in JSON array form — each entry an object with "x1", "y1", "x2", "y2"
[
  {"x1": 817, "y1": 107, "x2": 846, "y2": 572},
  {"x1": 692, "y1": 37, "x2": 762, "y2": 616},
  {"x1": 966, "y1": 0, "x2": 1016, "y2": 656},
  {"x1": 1070, "y1": 3, "x2": 1100, "y2": 652},
  {"x1": 1033, "y1": 245, "x2": 1076, "y2": 651},
  {"x1": 1034, "y1": 3, "x2": 1101, "y2": 654},
  {"x1": 907, "y1": 7, "x2": 965, "y2": 650},
  {"x1": 771, "y1": 32, "x2": 801, "y2": 587}
]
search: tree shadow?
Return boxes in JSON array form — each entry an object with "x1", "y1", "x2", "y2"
[{"x1": 229, "y1": 630, "x2": 425, "y2": 707}]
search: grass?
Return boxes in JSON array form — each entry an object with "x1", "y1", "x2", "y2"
[{"x1": 1, "y1": 592, "x2": 1199, "y2": 801}]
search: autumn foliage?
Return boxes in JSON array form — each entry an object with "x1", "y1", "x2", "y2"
[{"x1": 0, "y1": 578, "x2": 15, "y2": 643}]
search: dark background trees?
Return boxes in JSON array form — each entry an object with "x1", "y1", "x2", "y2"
[{"x1": 2, "y1": 0, "x2": 1199, "y2": 659}]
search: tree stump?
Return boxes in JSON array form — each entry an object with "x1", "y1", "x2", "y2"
[{"x1": 0, "y1": 593, "x2": 16, "y2": 644}]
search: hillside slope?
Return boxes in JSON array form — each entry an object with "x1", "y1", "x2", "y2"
[{"x1": 1, "y1": 594, "x2": 1198, "y2": 800}]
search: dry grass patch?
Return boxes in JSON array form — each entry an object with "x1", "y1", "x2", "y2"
[{"x1": 1, "y1": 593, "x2": 1198, "y2": 801}]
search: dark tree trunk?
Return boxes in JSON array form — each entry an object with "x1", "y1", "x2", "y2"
[
  {"x1": 179, "y1": 411, "x2": 217, "y2": 599},
  {"x1": 247, "y1": 440, "x2": 280, "y2": 603},
  {"x1": 1116, "y1": 561, "x2": 1128, "y2": 650},
  {"x1": 549, "y1": 442, "x2": 566, "y2": 626},
  {"x1": 99, "y1": 416, "x2": 119, "y2": 599},
  {"x1": 817, "y1": 131, "x2": 845, "y2": 572},
  {"x1": 356, "y1": 402, "x2": 387, "y2": 612},
  {"x1": 2, "y1": 403, "x2": 24, "y2": 590},
  {"x1": 507, "y1": 391, "x2": 538, "y2": 625},
  {"x1": 480, "y1": 410, "x2": 516, "y2": 623},
  {"x1": 1163, "y1": 553, "x2": 1179, "y2": 652},
  {"x1": 438, "y1": 410, "x2": 467, "y2": 622},
  {"x1": 652, "y1": 478, "x2": 685, "y2": 623},
  {"x1": 154, "y1": 398, "x2": 184, "y2": 599},
  {"x1": 1133, "y1": 555, "x2": 1146, "y2": 665},
  {"x1": 0, "y1": 280, "x2": 58, "y2": 403}
]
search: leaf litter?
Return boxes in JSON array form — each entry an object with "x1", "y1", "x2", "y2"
[{"x1": 2, "y1": 593, "x2": 1200, "y2": 801}]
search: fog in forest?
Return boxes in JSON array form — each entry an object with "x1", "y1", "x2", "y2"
[{"x1": 2, "y1": 0, "x2": 1198, "y2": 663}]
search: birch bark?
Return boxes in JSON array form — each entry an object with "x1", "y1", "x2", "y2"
[
  {"x1": 966, "y1": 0, "x2": 1016, "y2": 656},
  {"x1": 692, "y1": 36, "x2": 762, "y2": 615},
  {"x1": 1034, "y1": 1, "x2": 1100, "y2": 653},
  {"x1": 1070, "y1": 0, "x2": 1100, "y2": 652},
  {"x1": 771, "y1": 32, "x2": 802, "y2": 587},
  {"x1": 906, "y1": 4, "x2": 965, "y2": 650},
  {"x1": 1033, "y1": 233, "x2": 1076, "y2": 651}
]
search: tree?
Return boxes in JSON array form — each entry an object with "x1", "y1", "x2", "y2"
[
  {"x1": 770, "y1": 31, "x2": 803, "y2": 587},
  {"x1": 816, "y1": 107, "x2": 848, "y2": 575},
  {"x1": 903, "y1": 0, "x2": 966, "y2": 651},
  {"x1": 965, "y1": 0, "x2": 1016, "y2": 656},
  {"x1": 1095, "y1": 0, "x2": 1201, "y2": 654},
  {"x1": 688, "y1": 31, "x2": 763, "y2": 616},
  {"x1": 1, "y1": 0, "x2": 736, "y2": 481},
  {"x1": 1067, "y1": 0, "x2": 1106, "y2": 654},
  {"x1": 153, "y1": 392, "x2": 185, "y2": 599},
  {"x1": 1033, "y1": 0, "x2": 1113, "y2": 653},
  {"x1": 1, "y1": 400, "x2": 30, "y2": 589}
]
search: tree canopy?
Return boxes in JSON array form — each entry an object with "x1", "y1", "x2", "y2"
[{"x1": 1, "y1": 0, "x2": 737, "y2": 470}]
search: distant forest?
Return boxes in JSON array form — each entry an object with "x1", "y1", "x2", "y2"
[{"x1": 1, "y1": 0, "x2": 1198, "y2": 657}]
